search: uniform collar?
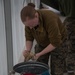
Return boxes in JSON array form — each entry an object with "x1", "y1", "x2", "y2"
[{"x1": 33, "y1": 10, "x2": 44, "y2": 32}]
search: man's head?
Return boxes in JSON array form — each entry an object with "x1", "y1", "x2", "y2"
[{"x1": 20, "y1": 3, "x2": 39, "y2": 29}]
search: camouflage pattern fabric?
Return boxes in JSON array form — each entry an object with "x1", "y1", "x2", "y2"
[
  {"x1": 63, "y1": 17, "x2": 75, "y2": 75},
  {"x1": 50, "y1": 38, "x2": 68, "y2": 75},
  {"x1": 35, "y1": 39, "x2": 68, "y2": 75},
  {"x1": 35, "y1": 44, "x2": 50, "y2": 65}
]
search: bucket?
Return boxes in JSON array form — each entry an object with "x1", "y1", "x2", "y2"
[{"x1": 13, "y1": 61, "x2": 50, "y2": 75}]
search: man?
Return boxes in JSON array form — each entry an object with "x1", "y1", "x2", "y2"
[{"x1": 21, "y1": 3, "x2": 68, "y2": 75}]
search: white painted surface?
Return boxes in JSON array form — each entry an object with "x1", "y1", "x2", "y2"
[
  {"x1": 11, "y1": 0, "x2": 25, "y2": 65},
  {"x1": 0, "y1": 0, "x2": 8, "y2": 75}
]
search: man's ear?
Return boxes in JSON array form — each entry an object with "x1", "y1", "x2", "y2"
[{"x1": 35, "y1": 12, "x2": 39, "y2": 18}]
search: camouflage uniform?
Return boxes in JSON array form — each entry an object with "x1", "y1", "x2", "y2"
[
  {"x1": 50, "y1": 39, "x2": 68, "y2": 75},
  {"x1": 35, "y1": 39, "x2": 68, "y2": 75},
  {"x1": 35, "y1": 44, "x2": 50, "y2": 65},
  {"x1": 63, "y1": 17, "x2": 75, "y2": 75}
]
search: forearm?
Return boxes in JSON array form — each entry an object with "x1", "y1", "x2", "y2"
[
  {"x1": 26, "y1": 41, "x2": 33, "y2": 51},
  {"x1": 39, "y1": 43, "x2": 56, "y2": 56}
]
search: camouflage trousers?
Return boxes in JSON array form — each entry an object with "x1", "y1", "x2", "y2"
[
  {"x1": 35, "y1": 39, "x2": 68, "y2": 75},
  {"x1": 63, "y1": 17, "x2": 75, "y2": 75}
]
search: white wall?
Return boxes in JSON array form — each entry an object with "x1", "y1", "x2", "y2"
[
  {"x1": 11, "y1": 0, "x2": 40, "y2": 65},
  {"x1": 0, "y1": 0, "x2": 8, "y2": 75},
  {"x1": 31, "y1": 0, "x2": 40, "y2": 9},
  {"x1": 11, "y1": 0, "x2": 25, "y2": 65}
]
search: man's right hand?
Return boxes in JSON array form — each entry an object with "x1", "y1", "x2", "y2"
[
  {"x1": 23, "y1": 50, "x2": 30, "y2": 57},
  {"x1": 23, "y1": 50, "x2": 35, "y2": 61}
]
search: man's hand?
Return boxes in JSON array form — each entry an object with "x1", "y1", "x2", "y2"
[
  {"x1": 23, "y1": 50, "x2": 30, "y2": 57},
  {"x1": 34, "y1": 53, "x2": 41, "y2": 60},
  {"x1": 23, "y1": 50, "x2": 35, "y2": 61}
]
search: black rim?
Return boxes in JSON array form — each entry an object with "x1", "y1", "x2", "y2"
[{"x1": 13, "y1": 61, "x2": 49, "y2": 74}]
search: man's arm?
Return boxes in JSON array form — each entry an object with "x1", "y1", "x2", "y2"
[
  {"x1": 34, "y1": 43, "x2": 56, "y2": 60},
  {"x1": 23, "y1": 41, "x2": 33, "y2": 57},
  {"x1": 39, "y1": 43, "x2": 56, "y2": 56},
  {"x1": 26, "y1": 41, "x2": 33, "y2": 52}
]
